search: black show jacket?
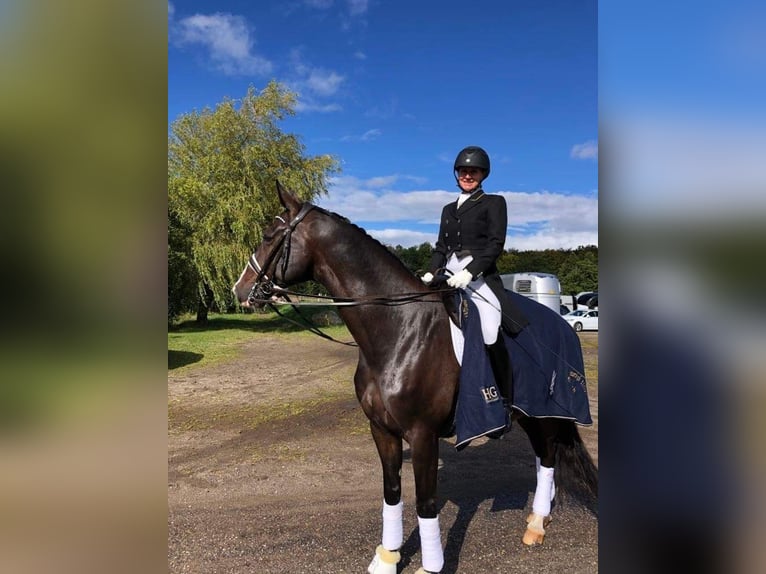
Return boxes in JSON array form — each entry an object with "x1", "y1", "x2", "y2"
[{"x1": 429, "y1": 190, "x2": 529, "y2": 334}]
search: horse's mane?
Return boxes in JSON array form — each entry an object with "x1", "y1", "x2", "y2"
[{"x1": 313, "y1": 205, "x2": 419, "y2": 279}]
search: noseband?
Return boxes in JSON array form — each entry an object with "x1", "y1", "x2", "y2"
[{"x1": 247, "y1": 203, "x2": 315, "y2": 304}]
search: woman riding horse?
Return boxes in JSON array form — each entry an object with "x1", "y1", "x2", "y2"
[
  {"x1": 233, "y1": 181, "x2": 597, "y2": 574},
  {"x1": 422, "y1": 146, "x2": 529, "y2": 423}
]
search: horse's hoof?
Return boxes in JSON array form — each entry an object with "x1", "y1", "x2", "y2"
[
  {"x1": 367, "y1": 545, "x2": 400, "y2": 574},
  {"x1": 522, "y1": 527, "x2": 545, "y2": 546},
  {"x1": 522, "y1": 513, "x2": 552, "y2": 546}
]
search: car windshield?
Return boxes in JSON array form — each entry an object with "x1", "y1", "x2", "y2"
[{"x1": 567, "y1": 310, "x2": 586, "y2": 317}]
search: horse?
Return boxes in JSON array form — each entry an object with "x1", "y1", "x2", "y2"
[{"x1": 232, "y1": 181, "x2": 597, "y2": 573}]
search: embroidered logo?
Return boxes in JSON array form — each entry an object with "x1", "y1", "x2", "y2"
[
  {"x1": 549, "y1": 370, "x2": 556, "y2": 396},
  {"x1": 481, "y1": 386, "x2": 500, "y2": 403}
]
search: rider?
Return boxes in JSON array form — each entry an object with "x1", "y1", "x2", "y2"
[{"x1": 421, "y1": 145, "x2": 529, "y2": 412}]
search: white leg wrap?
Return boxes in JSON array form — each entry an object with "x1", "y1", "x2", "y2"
[
  {"x1": 532, "y1": 465, "x2": 555, "y2": 517},
  {"x1": 418, "y1": 515, "x2": 444, "y2": 573},
  {"x1": 536, "y1": 457, "x2": 555, "y2": 501},
  {"x1": 381, "y1": 500, "x2": 403, "y2": 551}
]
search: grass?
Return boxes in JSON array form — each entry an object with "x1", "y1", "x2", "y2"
[
  {"x1": 168, "y1": 388, "x2": 355, "y2": 432},
  {"x1": 167, "y1": 308, "x2": 351, "y2": 371}
]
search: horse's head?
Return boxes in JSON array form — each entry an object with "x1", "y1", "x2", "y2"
[{"x1": 232, "y1": 181, "x2": 316, "y2": 308}]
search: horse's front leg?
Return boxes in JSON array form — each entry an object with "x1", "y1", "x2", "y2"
[
  {"x1": 410, "y1": 427, "x2": 443, "y2": 574},
  {"x1": 367, "y1": 421, "x2": 404, "y2": 574}
]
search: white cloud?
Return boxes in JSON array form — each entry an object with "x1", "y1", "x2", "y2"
[
  {"x1": 286, "y1": 50, "x2": 345, "y2": 112},
  {"x1": 570, "y1": 140, "x2": 598, "y2": 160},
  {"x1": 305, "y1": 68, "x2": 345, "y2": 96},
  {"x1": 305, "y1": 0, "x2": 334, "y2": 8},
  {"x1": 341, "y1": 128, "x2": 381, "y2": 142},
  {"x1": 353, "y1": 51, "x2": 367, "y2": 60},
  {"x1": 172, "y1": 12, "x2": 272, "y2": 76},
  {"x1": 315, "y1": 176, "x2": 598, "y2": 249},
  {"x1": 606, "y1": 113, "x2": 766, "y2": 222},
  {"x1": 294, "y1": 101, "x2": 343, "y2": 113},
  {"x1": 347, "y1": 0, "x2": 369, "y2": 16},
  {"x1": 368, "y1": 228, "x2": 437, "y2": 247},
  {"x1": 365, "y1": 175, "x2": 399, "y2": 187},
  {"x1": 504, "y1": 231, "x2": 599, "y2": 251}
]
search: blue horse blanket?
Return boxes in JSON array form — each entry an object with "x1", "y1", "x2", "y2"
[{"x1": 455, "y1": 290, "x2": 593, "y2": 449}]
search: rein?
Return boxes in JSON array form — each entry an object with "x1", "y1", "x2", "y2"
[
  {"x1": 248, "y1": 284, "x2": 454, "y2": 307},
  {"x1": 249, "y1": 284, "x2": 456, "y2": 347}
]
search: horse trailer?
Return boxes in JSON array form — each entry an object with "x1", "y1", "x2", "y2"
[{"x1": 500, "y1": 272, "x2": 562, "y2": 314}]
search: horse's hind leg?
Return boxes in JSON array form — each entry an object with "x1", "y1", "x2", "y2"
[
  {"x1": 518, "y1": 417, "x2": 558, "y2": 546},
  {"x1": 367, "y1": 422, "x2": 404, "y2": 574}
]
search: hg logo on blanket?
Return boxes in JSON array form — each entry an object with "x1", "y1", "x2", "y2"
[{"x1": 480, "y1": 386, "x2": 500, "y2": 403}]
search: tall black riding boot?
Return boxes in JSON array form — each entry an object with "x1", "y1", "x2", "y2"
[
  {"x1": 486, "y1": 334, "x2": 514, "y2": 430},
  {"x1": 486, "y1": 336, "x2": 513, "y2": 403}
]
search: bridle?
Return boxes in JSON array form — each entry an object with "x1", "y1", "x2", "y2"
[{"x1": 247, "y1": 202, "x2": 315, "y2": 305}]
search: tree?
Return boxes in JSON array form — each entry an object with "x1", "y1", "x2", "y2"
[
  {"x1": 168, "y1": 210, "x2": 198, "y2": 323},
  {"x1": 390, "y1": 242, "x2": 434, "y2": 275},
  {"x1": 168, "y1": 81, "x2": 340, "y2": 321},
  {"x1": 557, "y1": 249, "x2": 599, "y2": 295}
]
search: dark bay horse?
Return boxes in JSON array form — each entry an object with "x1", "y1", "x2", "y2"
[{"x1": 233, "y1": 182, "x2": 597, "y2": 573}]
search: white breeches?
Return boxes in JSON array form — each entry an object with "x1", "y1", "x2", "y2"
[{"x1": 446, "y1": 253, "x2": 501, "y2": 345}]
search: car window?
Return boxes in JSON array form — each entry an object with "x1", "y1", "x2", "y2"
[{"x1": 577, "y1": 292, "x2": 597, "y2": 305}]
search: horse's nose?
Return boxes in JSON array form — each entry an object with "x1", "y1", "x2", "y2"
[{"x1": 232, "y1": 285, "x2": 248, "y2": 306}]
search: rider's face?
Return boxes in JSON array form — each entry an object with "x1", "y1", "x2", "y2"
[{"x1": 457, "y1": 167, "x2": 485, "y2": 193}]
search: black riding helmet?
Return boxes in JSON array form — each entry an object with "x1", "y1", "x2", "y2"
[{"x1": 453, "y1": 146, "x2": 491, "y2": 179}]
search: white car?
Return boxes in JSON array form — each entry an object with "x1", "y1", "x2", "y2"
[{"x1": 563, "y1": 309, "x2": 599, "y2": 332}]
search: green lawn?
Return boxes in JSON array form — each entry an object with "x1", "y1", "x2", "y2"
[{"x1": 168, "y1": 309, "x2": 350, "y2": 371}]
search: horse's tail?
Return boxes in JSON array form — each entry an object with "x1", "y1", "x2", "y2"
[{"x1": 555, "y1": 421, "x2": 598, "y2": 512}]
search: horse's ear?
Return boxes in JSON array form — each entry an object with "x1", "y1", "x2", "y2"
[{"x1": 276, "y1": 180, "x2": 302, "y2": 214}]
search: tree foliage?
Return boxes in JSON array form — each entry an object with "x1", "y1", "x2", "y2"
[
  {"x1": 390, "y1": 244, "x2": 598, "y2": 295},
  {"x1": 168, "y1": 82, "x2": 340, "y2": 318},
  {"x1": 167, "y1": 209, "x2": 198, "y2": 322}
]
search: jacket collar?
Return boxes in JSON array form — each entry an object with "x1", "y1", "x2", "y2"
[{"x1": 455, "y1": 190, "x2": 486, "y2": 213}]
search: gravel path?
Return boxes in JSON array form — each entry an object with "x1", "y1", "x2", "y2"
[{"x1": 168, "y1": 332, "x2": 599, "y2": 573}]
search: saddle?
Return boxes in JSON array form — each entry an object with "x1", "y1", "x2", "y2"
[{"x1": 432, "y1": 272, "x2": 529, "y2": 336}]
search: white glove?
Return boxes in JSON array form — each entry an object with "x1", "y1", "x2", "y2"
[
  {"x1": 447, "y1": 269, "x2": 473, "y2": 289},
  {"x1": 420, "y1": 272, "x2": 434, "y2": 285}
]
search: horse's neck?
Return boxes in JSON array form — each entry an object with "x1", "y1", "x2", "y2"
[
  {"x1": 311, "y1": 225, "x2": 436, "y2": 351},
  {"x1": 313, "y1": 228, "x2": 418, "y2": 299}
]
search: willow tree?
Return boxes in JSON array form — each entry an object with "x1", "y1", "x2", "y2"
[{"x1": 168, "y1": 81, "x2": 339, "y2": 320}]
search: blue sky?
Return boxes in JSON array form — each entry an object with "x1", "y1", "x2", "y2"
[
  {"x1": 600, "y1": 1, "x2": 766, "y2": 223},
  {"x1": 169, "y1": 1, "x2": 598, "y2": 250}
]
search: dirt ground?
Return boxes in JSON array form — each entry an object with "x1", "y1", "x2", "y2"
[{"x1": 168, "y1": 332, "x2": 599, "y2": 573}]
